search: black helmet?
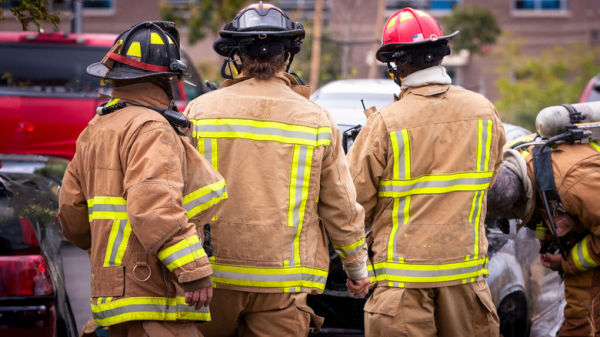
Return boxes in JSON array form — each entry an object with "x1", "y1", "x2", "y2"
[
  {"x1": 87, "y1": 21, "x2": 188, "y2": 80},
  {"x1": 213, "y1": 2, "x2": 305, "y2": 75}
]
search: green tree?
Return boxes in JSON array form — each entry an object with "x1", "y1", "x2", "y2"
[
  {"x1": 442, "y1": 5, "x2": 501, "y2": 55},
  {"x1": 160, "y1": 0, "x2": 251, "y2": 45},
  {"x1": 494, "y1": 41, "x2": 600, "y2": 131},
  {"x1": 293, "y1": 28, "x2": 343, "y2": 87},
  {"x1": 0, "y1": 0, "x2": 59, "y2": 31}
]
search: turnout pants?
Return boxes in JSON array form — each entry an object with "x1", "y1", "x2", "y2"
[
  {"x1": 108, "y1": 321, "x2": 203, "y2": 337},
  {"x1": 559, "y1": 269, "x2": 600, "y2": 336},
  {"x1": 197, "y1": 288, "x2": 322, "y2": 337},
  {"x1": 364, "y1": 280, "x2": 499, "y2": 337}
]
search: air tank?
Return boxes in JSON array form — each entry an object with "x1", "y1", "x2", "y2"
[{"x1": 535, "y1": 101, "x2": 600, "y2": 138}]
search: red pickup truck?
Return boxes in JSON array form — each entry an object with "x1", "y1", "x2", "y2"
[{"x1": 0, "y1": 31, "x2": 207, "y2": 160}]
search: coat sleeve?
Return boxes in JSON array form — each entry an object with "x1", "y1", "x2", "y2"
[
  {"x1": 346, "y1": 112, "x2": 389, "y2": 228},
  {"x1": 317, "y1": 110, "x2": 368, "y2": 280},
  {"x1": 123, "y1": 121, "x2": 223, "y2": 284},
  {"x1": 58, "y1": 158, "x2": 91, "y2": 250},
  {"x1": 559, "y1": 158, "x2": 600, "y2": 275}
]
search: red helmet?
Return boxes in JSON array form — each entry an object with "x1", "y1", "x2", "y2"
[{"x1": 376, "y1": 8, "x2": 458, "y2": 63}]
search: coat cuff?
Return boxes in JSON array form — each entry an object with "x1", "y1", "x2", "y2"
[
  {"x1": 344, "y1": 259, "x2": 368, "y2": 280},
  {"x1": 181, "y1": 276, "x2": 213, "y2": 292}
]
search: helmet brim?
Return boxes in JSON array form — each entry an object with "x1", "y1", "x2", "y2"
[
  {"x1": 376, "y1": 30, "x2": 459, "y2": 62},
  {"x1": 87, "y1": 62, "x2": 187, "y2": 80},
  {"x1": 219, "y1": 28, "x2": 305, "y2": 39}
]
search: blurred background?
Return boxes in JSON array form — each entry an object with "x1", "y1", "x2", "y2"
[{"x1": 2, "y1": 0, "x2": 600, "y2": 130}]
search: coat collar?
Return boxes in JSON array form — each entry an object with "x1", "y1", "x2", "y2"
[
  {"x1": 219, "y1": 72, "x2": 312, "y2": 99},
  {"x1": 110, "y1": 82, "x2": 171, "y2": 109}
]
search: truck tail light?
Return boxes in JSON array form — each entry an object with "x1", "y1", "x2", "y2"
[{"x1": 0, "y1": 255, "x2": 54, "y2": 296}]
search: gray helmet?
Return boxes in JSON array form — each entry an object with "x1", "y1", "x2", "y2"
[{"x1": 87, "y1": 21, "x2": 188, "y2": 80}]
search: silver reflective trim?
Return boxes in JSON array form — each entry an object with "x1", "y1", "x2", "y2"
[
  {"x1": 92, "y1": 302, "x2": 209, "y2": 321},
  {"x1": 194, "y1": 124, "x2": 318, "y2": 142},
  {"x1": 290, "y1": 146, "x2": 308, "y2": 267},
  {"x1": 394, "y1": 132, "x2": 407, "y2": 180},
  {"x1": 183, "y1": 186, "x2": 227, "y2": 212},
  {"x1": 212, "y1": 270, "x2": 327, "y2": 284},
  {"x1": 577, "y1": 242, "x2": 595, "y2": 269},
  {"x1": 160, "y1": 242, "x2": 204, "y2": 267},
  {"x1": 379, "y1": 176, "x2": 492, "y2": 193},
  {"x1": 334, "y1": 242, "x2": 366, "y2": 257},
  {"x1": 374, "y1": 264, "x2": 484, "y2": 278},
  {"x1": 392, "y1": 198, "x2": 407, "y2": 262},
  {"x1": 89, "y1": 204, "x2": 127, "y2": 215},
  {"x1": 479, "y1": 120, "x2": 490, "y2": 172},
  {"x1": 108, "y1": 219, "x2": 128, "y2": 266},
  {"x1": 203, "y1": 138, "x2": 213, "y2": 164}
]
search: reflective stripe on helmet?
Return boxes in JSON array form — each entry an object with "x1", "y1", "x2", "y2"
[
  {"x1": 107, "y1": 52, "x2": 170, "y2": 73},
  {"x1": 91, "y1": 296, "x2": 210, "y2": 326}
]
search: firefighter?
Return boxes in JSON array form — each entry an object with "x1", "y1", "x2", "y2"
[
  {"x1": 58, "y1": 21, "x2": 227, "y2": 337},
  {"x1": 183, "y1": 3, "x2": 369, "y2": 336},
  {"x1": 487, "y1": 138, "x2": 600, "y2": 336},
  {"x1": 346, "y1": 8, "x2": 505, "y2": 336}
]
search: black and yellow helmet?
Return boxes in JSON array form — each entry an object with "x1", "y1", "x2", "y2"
[{"x1": 87, "y1": 21, "x2": 188, "y2": 80}]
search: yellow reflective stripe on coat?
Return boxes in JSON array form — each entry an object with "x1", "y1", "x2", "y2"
[
  {"x1": 88, "y1": 197, "x2": 132, "y2": 267},
  {"x1": 388, "y1": 129, "x2": 411, "y2": 263},
  {"x1": 197, "y1": 137, "x2": 219, "y2": 170},
  {"x1": 590, "y1": 141, "x2": 600, "y2": 153},
  {"x1": 157, "y1": 235, "x2": 207, "y2": 271},
  {"x1": 572, "y1": 235, "x2": 599, "y2": 271},
  {"x1": 332, "y1": 237, "x2": 366, "y2": 259},
  {"x1": 288, "y1": 145, "x2": 313, "y2": 267},
  {"x1": 470, "y1": 119, "x2": 493, "y2": 258},
  {"x1": 183, "y1": 179, "x2": 227, "y2": 219},
  {"x1": 210, "y1": 262, "x2": 328, "y2": 290},
  {"x1": 378, "y1": 171, "x2": 493, "y2": 198},
  {"x1": 91, "y1": 296, "x2": 210, "y2": 327},
  {"x1": 191, "y1": 118, "x2": 332, "y2": 147},
  {"x1": 367, "y1": 257, "x2": 488, "y2": 284}
]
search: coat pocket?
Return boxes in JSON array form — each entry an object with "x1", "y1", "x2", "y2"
[
  {"x1": 91, "y1": 266, "x2": 125, "y2": 297},
  {"x1": 363, "y1": 286, "x2": 403, "y2": 317}
]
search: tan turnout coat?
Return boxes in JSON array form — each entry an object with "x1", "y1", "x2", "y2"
[
  {"x1": 59, "y1": 83, "x2": 226, "y2": 327},
  {"x1": 347, "y1": 82, "x2": 505, "y2": 288},
  {"x1": 184, "y1": 72, "x2": 367, "y2": 294}
]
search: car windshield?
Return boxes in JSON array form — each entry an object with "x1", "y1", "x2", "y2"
[
  {"x1": 313, "y1": 92, "x2": 396, "y2": 130},
  {"x1": 0, "y1": 43, "x2": 110, "y2": 97}
]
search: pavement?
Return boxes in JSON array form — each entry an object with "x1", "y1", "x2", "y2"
[{"x1": 61, "y1": 242, "x2": 91, "y2": 333}]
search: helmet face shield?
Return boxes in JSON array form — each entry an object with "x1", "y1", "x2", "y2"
[{"x1": 234, "y1": 7, "x2": 292, "y2": 31}]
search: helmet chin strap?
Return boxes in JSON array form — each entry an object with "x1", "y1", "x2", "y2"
[{"x1": 387, "y1": 62, "x2": 403, "y2": 87}]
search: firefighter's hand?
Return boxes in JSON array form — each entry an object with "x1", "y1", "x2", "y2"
[
  {"x1": 346, "y1": 277, "x2": 370, "y2": 297},
  {"x1": 540, "y1": 252, "x2": 563, "y2": 272},
  {"x1": 184, "y1": 286, "x2": 213, "y2": 309}
]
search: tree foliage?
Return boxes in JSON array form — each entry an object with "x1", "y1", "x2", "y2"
[
  {"x1": 0, "y1": 0, "x2": 60, "y2": 32},
  {"x1": 160, "y1": 0, "x2": 251, "y2": 45},
  {"x1": 443, "y1": 5, "x2": 501, "y2": 55},
  {"x1": 293, "y1": 27, "x2": 343, "y2": 87},
  {"x1": 494, "y1": 39, "x2": 600, "y2": 131}
]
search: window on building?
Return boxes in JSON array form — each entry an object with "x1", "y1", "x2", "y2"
[
  {"x1": 82, "y1": 0, "x2": 114, "y2": 9},
  {"x1": 514, "y1": 0, "x2": 568, "y2": 10},
  {"x1": 387, "y1": 0, "x2": 461, "y2": 11}
]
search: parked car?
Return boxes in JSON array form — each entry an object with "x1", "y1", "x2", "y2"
[
  {"x1": 308, "y1": 79, "x2": 565, "y2": 337},
  {"x1": 579, "y1": 73, "x2": 600, "y2": 103},
  {"x1": 0, "y1": 154, "x2": 77, "y2": 337},
  {"x1": 0, "y1": 31, "x2": 208, "y2": 160}
]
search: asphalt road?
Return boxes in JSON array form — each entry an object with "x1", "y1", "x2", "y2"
[{"x1": 61, "y1": 242, "x2": 91, "y2": 333}]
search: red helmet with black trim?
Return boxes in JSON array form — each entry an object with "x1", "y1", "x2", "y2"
[{"x1": 376, "y1": 8, "x2": 458, "y2": 63}]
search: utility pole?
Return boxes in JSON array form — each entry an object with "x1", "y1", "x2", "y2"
[
  {"x1": 368, "y1": 0, "x2": 386, "y2": 79},
  {"x1": 71, "y1": 0, "x2": 83, "y2": 33},
  {"x1": 309, "y1": 0, "x2": 324, "y2": 90}
]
